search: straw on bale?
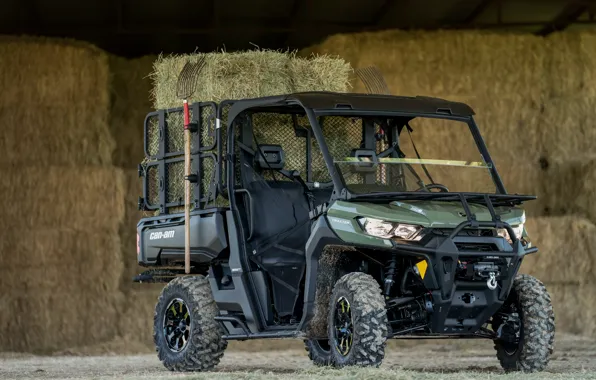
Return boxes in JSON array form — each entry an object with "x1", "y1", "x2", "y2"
[
  {"x1": 544, "y1": 31, "x2": 585, "y2": 98},
  {"x1": 540, "y1": 157, "x2": 596, "y2": 220},
  {"x1": 538, "y1": 96, "x2": 596, "y2": 160},
  {"x1": 302, "y1": 30, "x2": 546, "y2": 102},
  {"x1": 519, "y1": 216, "x2": 596, "y2": 284},
  {"x1": 151, "y1": 50, "x2": 351, "y2": 109},
  {"x1": 289, "y1": 54, "x2": 352, "y2": 93},
  {"x1": 116, "y1": 284, "x2": 163, "y2": 349},
  {"x1": 0, "y1": 290, "x2": 125, "y2": 353},
  {"x1": 0, "y1": 36, "x2": 109, "y2": 108},
  {"x1": 0, "y1": 228, "x2": 123, "y2": 291},
  {"x1": 0, "y1": 228, "x2": 124, "y2": 352},
  {"x1": 545, "y1": 282, "x2": 596, "y2": 337},
  {"x1": 109, "y1": 55, "x2": 157, "y2": 168},
  {"x1": 0, "y1": 37, "x2": 114, "y2": 166},
  {"x1": 580, "y1": 32, "x2": 596, "y2": 95},
  {"x1": 0, "y1": 166, "x2": 125, "y2": 230},
  {"x1": 0, "y1": 106, "x2": 114, "y2": 166},
  {"x1": 119, "y1": 170, "x2": 144, "y2": 288}
]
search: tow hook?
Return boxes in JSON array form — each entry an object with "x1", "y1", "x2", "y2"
[{"x1": 487, "y1": 272, "x2": 497, "y2": 290}]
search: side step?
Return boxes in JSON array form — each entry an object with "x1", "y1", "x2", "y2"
[{"x1": 215, "y1": 315, "x2": 302, "y2": 340}]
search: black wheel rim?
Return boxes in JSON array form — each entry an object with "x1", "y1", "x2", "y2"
[
  {"x1": 333, "y1": 296, "x2": 353, "y2": 356},
  {"x1": 163, "y1": 298, "x2": 191, "y2": 352}
]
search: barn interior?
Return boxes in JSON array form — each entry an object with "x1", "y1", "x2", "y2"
[{"x1": 1, "y1": 0, "x2": 595, "y2": 354}]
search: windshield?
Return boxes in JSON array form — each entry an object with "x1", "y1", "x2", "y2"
[{"x1": 313, "y1": 115, "x2": 498, "y2": 194}]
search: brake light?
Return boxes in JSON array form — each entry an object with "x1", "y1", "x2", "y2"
[{"x1": 136, "y1": 233, "x2": 140, "y2": 255}]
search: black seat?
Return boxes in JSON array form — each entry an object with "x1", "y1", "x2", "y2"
[{"x1": 239, "y1": 144, "x2": 314, "y2": 318}]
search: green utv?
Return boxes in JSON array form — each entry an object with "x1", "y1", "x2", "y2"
[{"x1": 135, "y1": 92, "x2": 555, "y2": 372}]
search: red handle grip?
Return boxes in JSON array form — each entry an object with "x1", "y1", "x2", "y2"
[{"x1": 183, "y1": 100, "x2": 190, "y2": 130}]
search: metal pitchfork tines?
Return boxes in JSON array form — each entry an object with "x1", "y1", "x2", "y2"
[
  {"x1": 176, "y1": 56, "x2": 206, "y2": 100},
  {"x1": 176, "y1": 56, "x2": 206, "y2": 275},
  {"x1": 355, "y1": 66, "x2": 391, "y2": 95}
]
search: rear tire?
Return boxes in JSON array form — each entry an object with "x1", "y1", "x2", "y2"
[
  {"x1": 153, "y1": 275, "x2": 227, "y2": 372},
  {"x1": 304, "y1": 339, "x2": 334, "y2": 366},
  {"x1": 327, "y1": 272, "x2": 388, "y2": 367},
  {"x1": 494, "y1": 274, "x2": 555, "y2": 372}
]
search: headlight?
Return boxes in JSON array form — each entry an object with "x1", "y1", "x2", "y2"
[
  {"x1": 357, "y1": 217, "x2": 423, "y2": 241},
  {"x1": 497, "y1": 224, "x2": 524, "y2": 243}
]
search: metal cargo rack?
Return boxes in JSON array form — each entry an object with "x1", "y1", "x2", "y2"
[{"x1": 138, "y1": 102, "x2": 221, "y2": 214}]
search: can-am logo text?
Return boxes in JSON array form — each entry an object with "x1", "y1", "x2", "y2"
[{"x1": 149, "y1": 230, "x2": 175, "y2": 240}]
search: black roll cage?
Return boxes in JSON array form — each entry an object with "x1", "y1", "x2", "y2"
[{"x1": 225, "y1": 101, "x2": 510, "y2": 203}]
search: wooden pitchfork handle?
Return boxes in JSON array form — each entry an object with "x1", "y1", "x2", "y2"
[{"x1": 183, "y1": 99, "x2": 191, "y2": 274}]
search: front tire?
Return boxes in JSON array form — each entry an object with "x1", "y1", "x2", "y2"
[
  {"x1": 493, "y1": 274, "x2": 555, "y2": 372},
  {"x1": 327, "y1": 272, "x2": 388, "y2": 367},
  {"x1": 304, "y1": 339, "x2": 334, "y2": 366},
  {"x1": 153, "y1": 275, "x2": 227, "y2": 372}
]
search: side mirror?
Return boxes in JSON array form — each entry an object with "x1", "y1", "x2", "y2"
[{"x1": 349, "y1": 149, "x2": 378, "y2": 173}]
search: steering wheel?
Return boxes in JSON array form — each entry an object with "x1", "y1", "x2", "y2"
[{"x1": 415, "y1": 183, "x2": 449, "y2": 192}]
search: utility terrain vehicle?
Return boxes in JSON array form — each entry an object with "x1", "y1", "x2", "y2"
[{"x1": 135, "y1": 91, "x2": 555, "y2": 372}]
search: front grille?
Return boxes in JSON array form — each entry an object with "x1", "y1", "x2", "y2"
[
  {"x1": 433, "y1": 228, "x2": 497, "y2": 237},
  {"x1": 455, "y1": 243, "x2": 499, "y2": 252}
]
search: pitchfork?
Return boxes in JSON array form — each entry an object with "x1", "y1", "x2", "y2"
[
  {"x1": 176, "y1": 57, "x2": 206, "y2": 274},
  {"x1": 355, "y1": 66, "x2": 391, "y2": 96}
]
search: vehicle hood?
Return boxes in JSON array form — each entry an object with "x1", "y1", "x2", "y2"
[{"x1": 328, "y1": 199, "x2": 525, "y2": 228}]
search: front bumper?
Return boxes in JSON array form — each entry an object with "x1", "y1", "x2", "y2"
[{"x1": 388, "y1": 196, "x2": 536, "y2": 334}]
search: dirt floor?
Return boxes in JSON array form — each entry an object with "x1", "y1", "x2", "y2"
[{"x1": 2, "y1": 333, "x2": 596, "y2": 380}]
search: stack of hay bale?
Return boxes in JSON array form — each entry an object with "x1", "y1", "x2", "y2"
[
  {"x1": 303, "y1": 29, "x2": 596, "y2": 337},
  {"x1": 522, "y1": 32, "x2": 596, "y2": 336},
  {"x1": 107, "y1": 55, "x2": 161, "y2": 349},
  {"x1": 0, "y1": 37, "x2": 125, "y2": 352}
]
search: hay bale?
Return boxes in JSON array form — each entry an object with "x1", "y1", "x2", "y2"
[
  {"x1": 303, "y1": 30, "x2": 546, "y2": 101},
  {"x1": 0, "y1": 228, "x2": 122, "y2": 285},
  {"x1": 519, "y1": 217, "x2": 596, "y2": 284},
  {"x1": 0, "y1": 166, "x2": 125, "y2": 230},
  {"x1": 540, "y1": 157, "x2": 596, "y2": 220},
  {"x1": 538, "y1": 96, "x2": 596, "y2": 160},
  {"x1": 467, "y1": 96, "x2": 547, "y2": 214},
  {"x1": 289, "y1": 54, "x2": 352, "y2": 93},
  {"x1": 151, "y1": 50, "x2": 352, "y2": 109},
  {"x1": 0, "y1": 37, "x2": 113, "y2": 166},
  {"x1": 546, "y1": 283, "x2": 596, "y2": 337},
  {"x1": 109, "y1": 55, "x2": 157, "y2": 168},
  {"x1": 579, "y1": 31, "x2": 596, "y2": 96},
  {"x1": 0, "y1": 290, "x2": 125, "y2": 353},
  {"x1": 0, "y1": 106, "x2": 114, "y2": 166},
  {"x1": 544, "y1": 31, "x2": 585, "y2": 98},
  {"x1": 0, "y1": 36, "x2": 109, "y2": 108},
  {"x1": 0, "y1": 228, "x2": 124, "y2": 352},
  {"x1": 119, "y1": 170, "x2": 143, "y2": 287},
  {"x1": 117, "y1": 284, "x2": 163, "y2": 350},
  {"x1": 152, "y1": 50, "x2": 291, "y2": 109}
]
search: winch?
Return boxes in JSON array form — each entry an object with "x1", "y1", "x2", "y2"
[{"x1": 456, "y1": 259, "x2": 502, "y2": 289}]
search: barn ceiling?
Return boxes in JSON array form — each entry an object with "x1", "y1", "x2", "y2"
[{"x1": 1, "y1": 0, "x2": 595, "y2": 57}]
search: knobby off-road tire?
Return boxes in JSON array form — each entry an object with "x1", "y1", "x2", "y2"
[
  {"x1": 153, "y1": 275, "x2": 228, "y2": 372},
  {"x1": 304, "y1": 339, "x2": 334, "y2": 366},
  {"x1": 494, "y1": 274, "x2": 555, "y2": 373},
  {"x1": 327, "y1": 272, "x2": 388, "y2": 367}
]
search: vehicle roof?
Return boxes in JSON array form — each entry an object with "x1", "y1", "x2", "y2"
[{"x1": 226, "y1": 91, "x2": 475, "y2": 124}]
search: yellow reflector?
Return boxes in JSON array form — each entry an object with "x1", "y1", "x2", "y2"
[{"x1": 416, "y1": 260, "x2": 428, "y2": 279}]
